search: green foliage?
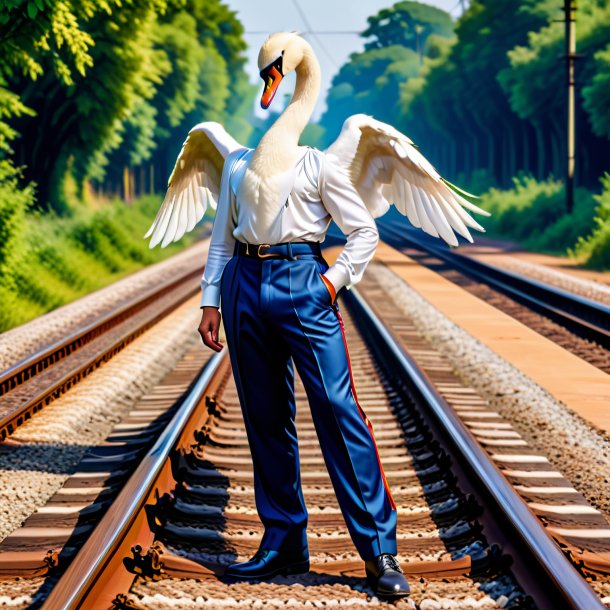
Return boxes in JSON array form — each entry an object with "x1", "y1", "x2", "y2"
[
  {"x1": 153, "y1": 11, "x2": 208, "y2": 136},
  {"x1": 0, "y1": 0, "x2": 99, "y2": 85},
  {"x1": 318, "y1": 2, "x2": 455, "y2": 148},
  {"x1": 480, "y1": 176, "x2": 598, "y2": 254},
  {"x1": 583, "y1": 44, "x2": 610, "y2": 139},
  {"x1": 0, "y1": 0, "x2": 171, "y2": 210},
  {"x1": 317, "y1": 0, "x2": 610, "y2": 257},
  {"x1": 0, "y1": 0, "x2": 254, "y2": 329},
  {"x1": 499, "y1": 1, "x2": 610, "y2": 124},
  {"x1": 399, "y1": 0, "x2": 552, "y2": 183},
  {"x1": 1, "y1": 0, "x2": 254, "y2": 212},
  {"x1": 0, "y1": 195, "x2": 198, "y2": 331},
  {"x1": 320, "y1": 45, "x2": 424, "y2": 147},
  {"x1": 103, "y1": 0, "x2": 254, "y2": 195},
  {"x1": 300, "y1": 123, "x2": 326, "y2": 149},
  {"x1": 363, "y1": 1, "x2": 453, "y2": 52},
  {"x1": 0, "y1": 78, "x2": 33, "y2": 152},
  {"x1": 0, "y1": 160, "x2": 34, "y2": 280},
  {"x1": 571, "y1": 173, "x2": 610, "y2": 268}
]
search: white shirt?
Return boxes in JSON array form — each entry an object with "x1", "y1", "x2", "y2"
[{"x1": 200, "y1": 147, "x2": 379, "y2": 310}]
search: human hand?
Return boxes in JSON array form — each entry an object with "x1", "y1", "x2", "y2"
[
  {"x1": 198, "y1": 306, "x2": 224, "y2": 352},
  {"x1": 319, "y1": 273, "x2": 337, "y2": 304}
]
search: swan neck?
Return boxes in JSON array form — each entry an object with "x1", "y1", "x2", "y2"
[{"x1": 254, "y1": 46, "x2": 321, "y2": 160}]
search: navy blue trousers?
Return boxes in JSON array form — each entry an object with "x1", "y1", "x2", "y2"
[{"x1": 219, "y1": 247, "x2": 397, "y2": 561}]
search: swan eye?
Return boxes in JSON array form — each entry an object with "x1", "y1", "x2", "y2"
[{"x1": 259, "y1": 54, "x2": 284, "y2": 79}]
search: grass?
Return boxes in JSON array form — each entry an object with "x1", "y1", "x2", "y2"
[
  {"x1": 570, "y1": 172, "x2": 610, "y2": 269},
  {"x1": 0, "y1": 193, "x2": 199, "y2": 333},
  {"x1": 477, "y1": 175, "x2": 602, "y2": 262}
]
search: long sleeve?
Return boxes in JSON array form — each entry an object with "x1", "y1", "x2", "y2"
[
  {"x1": 200, "y1": 154, "x2": 237, "y2": 313},
  {"x1": 318, "y1": 153, "x2": 380, "y2": 294}
]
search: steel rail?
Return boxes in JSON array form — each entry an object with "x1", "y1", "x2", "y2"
[
  {"x1": 378, "y1": 219, "x2": 610, "y2": 349},
  {"x1": 40, "y1": 348, "x2": 228, "y2": 610},
  {"x1": 0, "y1": 267, "x2": 202, "y2": 440},
  {"x1": 348, "y1": 287, "x2": 605, "y2": 610},
  {"x1": 0, "y1": 267, "x2": 201, "y2": 392}
]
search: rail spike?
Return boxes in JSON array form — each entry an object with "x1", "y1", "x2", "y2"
[
  {"x1": 194, "y1": 424, "x2": 213, "y2": 445},
  {"x1": 44, "y1": 549, "x2": 60, "y2": 571},
  {"x1": 124, "y1": 542, "x2": 165, "y2": 582},
  {"x1": 205, "y1": 395, "x2": 221, "y2": 416},
  {"x1": 561, "y1": 546, "x2": 610, "y2": 581},
  {"x1": 144, "y1": 491, "x2": 175, "y2": 532},
  {"x1": 111, "y1": 593, "x2": 145, "y2": 609}
]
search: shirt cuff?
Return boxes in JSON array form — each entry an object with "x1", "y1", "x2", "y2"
[
  {"x1": 200, "y1": 284, "x2": 221, "y2": 309},
  {"x1": 322, "y1": 264, "x2": 350, "y2": 296}
]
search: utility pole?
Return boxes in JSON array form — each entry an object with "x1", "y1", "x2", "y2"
[{"x1": 563, "y1": 0, "x2": 576, "y2": 213}]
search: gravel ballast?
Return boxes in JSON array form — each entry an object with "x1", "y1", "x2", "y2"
[
  {"x1": 483, "y1": 256, "x2": 610, "y2": 306},
  {"x1": 0, "y1": 295, "x2": 203, "y2": 542},
  {"x1": 370, "y1": 260, "x2": 610, "y2": 523}
]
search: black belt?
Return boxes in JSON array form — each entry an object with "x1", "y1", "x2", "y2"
[{"x1": 234, "y1": 241, "x2": 322, "y2": 260}]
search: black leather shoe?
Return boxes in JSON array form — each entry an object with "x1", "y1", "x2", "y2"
[
  {"x1": 364, "y1": 553, "x2": 411, "y2": 598},
  {"x1": 223, "y1": 547, "x2": 310, "y2": 580}
]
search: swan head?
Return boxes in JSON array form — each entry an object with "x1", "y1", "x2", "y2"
[{"x1": 258, "y1": 31, "x2": 307, "y2": 109}]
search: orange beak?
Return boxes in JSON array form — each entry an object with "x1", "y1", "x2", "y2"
[{"x1": 260, "y1": 64, "x2": 283, "y2": 109}]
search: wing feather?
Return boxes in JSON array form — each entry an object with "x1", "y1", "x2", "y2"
[
  {"x1": 185, "y1": 183, "x2": 197, "y2": 232},
  {"x1": 145, "y1": 122, "x2": 245, "y2": 248},
  {"x1": 326, "y1": 114, "x2": 488, "y2": 246},
  {"x1": 161, "y1": 190, "x2": 184, "y2": 248},
  {"x1": 412, "y1": 184, "x2": 438, "y2": 237},
  {"x1": 422, "y1": 188, "x2": 458, "y2": 246},
  {"x1": 148, "y1": 190, "x2": 175, "y2": 248},
  {"x1": 401, "y1": 173, "x2": 421, "y2": 228},
  {"x1": 430, "y1": 184, "x2": 473, "y2": 242}
]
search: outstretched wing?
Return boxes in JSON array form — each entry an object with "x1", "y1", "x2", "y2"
[
  {"x1": 145, "y1": 122, "x2": 245, "y2": 248},
  {"x1": 325, "y1": 114, "x2": 490, "y2": 247}
]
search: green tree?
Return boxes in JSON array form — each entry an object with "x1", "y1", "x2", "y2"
[
  {"x1": 3, "y1": 0, "x2": 171, "y2": 211},
  {"x1": 498, "y1": 0, "x2": 610, "y2": 184},
  {"x1": 321, "y1": 45, "x2": 421, "y2": 145},
  {"x1": 362, "y1": 1, "x2": 453, "y2": 53},
  {"x1": 1, "y1": 0, "x2": 254, "y2": 210},
  {"x1": 319, "y1": 1, "x2": 455, "y2": 149},
  {"x1": 104, "y1": 0, "x2": 255, "y2": 196},
  {"x1": 583, "y1": 43, "x2": 610, "y2": 140}
]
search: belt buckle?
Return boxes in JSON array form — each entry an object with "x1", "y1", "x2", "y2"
[{"x1": 257, "y1": 243, "x2": 276, "y2": 258}]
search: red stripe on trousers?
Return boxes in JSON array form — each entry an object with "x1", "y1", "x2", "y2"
[{"x1": 334, "y1": 307, "x2": 397, "y2": 511}]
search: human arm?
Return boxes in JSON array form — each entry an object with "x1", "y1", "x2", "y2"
[
  {"x1": 198, "y1": 152, "x2": 239, "y2": 351},
  {"x1": 199, "y1": 151, "x2": 238, "y2": 311},
  {"x1": 318, "y1": 153, "x2": 380, "y2": 302}
]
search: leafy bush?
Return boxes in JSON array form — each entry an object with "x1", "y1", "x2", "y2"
[
  {"x1": 0, "y1": 160, "x2": 38, "y2": 329},
  {"x1": 570, "y1": 173, "x2": 610, "y2": 268},
  {"x1": 479, "y1": 175, "x2": 598, "y2": 255},
  {"x1": 0, "y1": 194, "x2": 198, "y2": 332}
]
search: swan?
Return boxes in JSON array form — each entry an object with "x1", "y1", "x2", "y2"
[{"x1": 144, "y1": 31, "x2": 489, "y2": 250}]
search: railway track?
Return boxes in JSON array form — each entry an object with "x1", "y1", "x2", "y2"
[
  {"x1": 9, "y1": 283, "x2": 605, "y2": 609},
  {"x1": 0, "y1": 265, "x2": 203, "y2": 441},
  {"x1": 377, "y1": 215, "x2": 610, "y2": 354}
]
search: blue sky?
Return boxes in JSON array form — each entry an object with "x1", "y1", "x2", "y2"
[{"x1": 224, "y1": 0, "x2": 463, "y2": 119}]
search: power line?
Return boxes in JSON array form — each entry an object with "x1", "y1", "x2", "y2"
[
  {"x1": 449, "y1": 0, "x2": 468, "y2": 16},
  {"x1": 290, "y1": 0, "x2": 340, "y2": 68}
]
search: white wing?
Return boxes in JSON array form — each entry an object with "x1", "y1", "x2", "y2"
[
  {"x1": 145, "y1": 122, "x2": 245, "y2": 248},
  {"x1": 325, "y1": 114, "x2": 490, "y2": 247}
]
